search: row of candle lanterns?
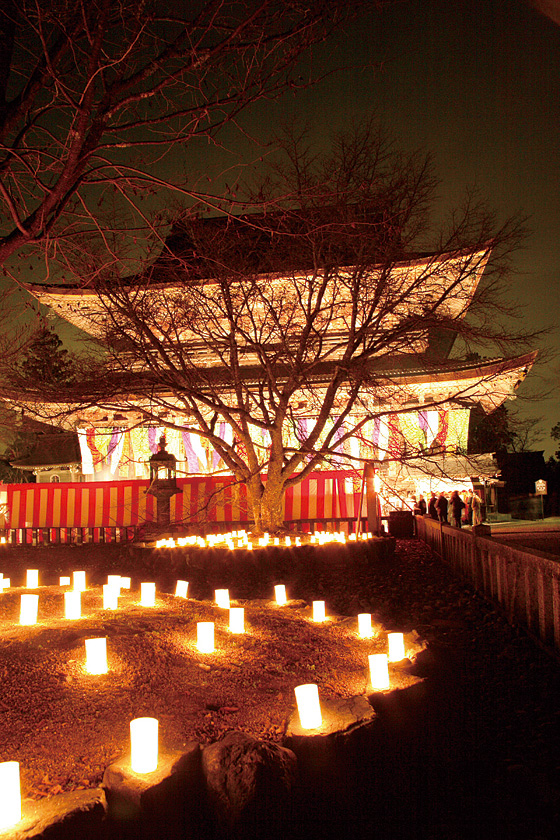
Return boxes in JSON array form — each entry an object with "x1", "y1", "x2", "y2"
[{"x1": 155, "y1": 529, "x2": 374, "y2": 551}]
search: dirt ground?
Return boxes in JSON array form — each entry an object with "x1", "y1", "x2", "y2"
[
  {"x1": 1, "y1": 538, "x2": 560, "y2": 840},
  {"x1": 0, "y1": 543, "x2": 416, "y2": 801}
]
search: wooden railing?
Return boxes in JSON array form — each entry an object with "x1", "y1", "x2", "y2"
[
  {"x1": 416, "y1": 516, "x2": 560, "y2": 655},
  {"x1": 1, "y1": 526, "x2": 138, "y2": 546}
]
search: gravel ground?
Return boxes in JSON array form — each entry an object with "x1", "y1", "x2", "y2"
[{"x1": 1, "y1": 537, "x2": 559, "y2": 840}]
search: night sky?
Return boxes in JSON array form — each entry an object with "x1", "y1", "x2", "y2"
[
  {"x1": 27, "y1": 0, "x2": 560, "y2": 456},
  {"x1": 184, "y1": 0, "x2": 560, "y2": 455}
]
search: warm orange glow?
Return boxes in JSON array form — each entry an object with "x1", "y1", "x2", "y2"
[
  {"x1": 197, "y1": 622, "x2": 215, "y2": 653},
  {"x1": 357, "y1": 613, "x2": 373, "y2": 638},
  {"x1": 0, "y1": 762, "x2": 21, "y2": 829},
  {"x1": 274, "y1": 584, "x2": 287, "y2": 606},
  {"x1": 175, "y1": 580, "x2": 189, "y2": 598},
  {"x1": 85, "y1": 637, "x2": 108, "y2": 674},
  {"x1": 26, "y1": 569, "x2": 39, "y2": 589},
  {"x1": 20, "y1": 594, "x2": 38, "y2": 625},
  {"x1": 215, "y1": 589, "x2": 230, "y2": 609},
  {"x1": 229, "y1": 607, "x2": 245, "y2": 633},
  {"x1": 388, "y1": 632, "x2": 406, "y2": 662},
  {"x1": 140, "y1": 582, "x2": 156, "y2": 607},
  {"x1": 368, "y1": 653, "x2": 390, "y2": 689},
  {"x1": 73, "y1": 570, "x2": 86, "y2": 592},
  {"x1": 294, "y1": 684, "x2": 322, "y2": 729},
  {"x1": 103, "y1": 584, "x2": 119, "y2": 610},
  {"x1": 312, "y1": 600, "x2": 326, "y2": 622},
  {"x1": 64, "y1": 590, "x2": 81, "y2": 620},
  {"x1": 130, "y1": 717, "x2": 158, "y2": 773}
]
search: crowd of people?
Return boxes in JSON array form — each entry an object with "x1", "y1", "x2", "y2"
[{"x1": 412, "y1": 489, "x2": 484, "y2": 527}]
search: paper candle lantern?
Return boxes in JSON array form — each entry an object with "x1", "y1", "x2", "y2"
[
  {"x1": 312, "y1": 600, "x2": 326, "y2": 622},
  {"x1": 107, "y1": 575, "x2": 122, "y2": 591},
  {"x1": 26, "y1": 569, "x2": 39, "y2": 589},
  {"x1": 175, "y1": 580, "x2": 189, "y2": 599},
  {"x1": 294, "y1": 684, "x2": 322, "y2": 729},
  {"x1": 388, "y1": 632, "x2": 405, "y2": 662},
  {"x1": 103, "y1": 584, "x2": 119, "y2": 610},
  {"x1": 0, "y1": 761, "x2": 21, "y2": 829},
  {"x1": 1, "y1": 578, "x2": 10, "y2": 590},
  {"x1": 85, "y1": 637, "x2": 108, "y2": 674},
  {"x1": 368, "y1": 653, "x2": 390, "y2": 690},
  {"x1": 358, "y1": 613, "x2": 373, "y2": 638},
  {"x1": 20, "y1": 594, "x2": 38, "y2": 625},
  {"x1": 197, "y1": 622, "x2": 215, "y2": 653},
  {"x1": 59, "y1": 576, "x2": 71, "y2": 586},
  {"x1": 130, "y1": 717, "x2": 158, "y2": 773},
  {"x1": 65, "y1": 590, "x2": 81, "y2": 620},
  {"x1": 215, "y1": 589, "x2": 230, "y2": 609},
  {"x1": 274, "y1": 584, "x2": 287, "y2": 606},
  {"x1": 73, "y1": 570, "x2": 86, "y2": 591},
  {"x1": 140, "y1": 582, "x2": 156, "y2": 607},
  {"x1": 229, "y1": 607, "x2": 245, "y2": 634},
  {"x1": 120, "y1": 576, "x2": 131, "y2": 590}
]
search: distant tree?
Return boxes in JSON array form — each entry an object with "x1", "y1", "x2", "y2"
[
  {"x1": 469, "y1": 405, "x2": 543, "y2": 455},
  {"x1": 16, "y1": 326, "x2": 75, "y2": 387}
]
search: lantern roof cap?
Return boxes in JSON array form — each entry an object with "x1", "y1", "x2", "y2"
[{"x1": 149, "y1": 435, "x2": 176, "y2": 463}]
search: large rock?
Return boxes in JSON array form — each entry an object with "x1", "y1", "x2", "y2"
[
  {"x1": 2, "y1": 788, "x2": 106, "y2": 840},
  {"x1": 201, "y1": 730, "x2": 297, "y2": 839},
  {"x1": 103, "y1": 744, "x2": 203, "y2": 840}
]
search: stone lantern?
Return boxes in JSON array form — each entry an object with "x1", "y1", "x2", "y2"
[{"x1": 146, "y1": 436, "x2": 180, "y2": 528}]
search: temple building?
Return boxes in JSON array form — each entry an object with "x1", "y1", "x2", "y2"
[{"x1": 7, "y1": 214, "x2": 535, "y2": 530}]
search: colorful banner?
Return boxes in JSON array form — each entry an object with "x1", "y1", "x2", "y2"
[
  {"x1": 77, "y1": 410, "x2": 471, "y2": 477},
  {"x1": 5, "y1": 472, "x2": 364, "y2": 530}
]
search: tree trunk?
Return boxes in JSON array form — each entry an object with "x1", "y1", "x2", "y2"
[{"x1": 245, "y1": 473, "x2": 286, "y2": 533}]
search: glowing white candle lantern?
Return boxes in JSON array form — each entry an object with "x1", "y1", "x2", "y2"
[
  {"x1": 197, "y1": 622, "x2": 214, "y2": 653},
  {"x1": 175, "y1": 580, "x2": 189, "y2": 599},
  {"x1": 274, "y1": 584, "x2": 287, "y2": 606},
  {"x1": 140, "y1": 582, "x2": 156, "y2": 607},
  {"x1": 368, "y1": 653, "x2": 390, "y2": 690},
  {"x1": 388, "y1": 632, "x2": 406, "y2": 662},
  {"x1": 312, "y1": 600, "x2": 326, "y2": 622},
  {"x1": 65, "y1": 590, "x2": 81, "y2": 620},
  {"x1": 85, "y1": 637, "x2": 108, "y2": 674},
  {"x1": 130, "y1": 717, "x2": 159, "y2": 774},
  {"x1": 103, "y1": 584, "x2": 119, "y2": 610},
  {"x1": 120, "y1": 576, "x2": 131, "y2": 590},
  {"x1": 0, "y1": 761, "x2": 21, "y2": 829},
  {"x1": 20, "y1": 593, "x2": 39, "y2": 625},
  {"x1": 358, "y1": 613, "x2": 373, "y2": 638},
  {"x1": 294, "y1": 684, "x2": 322, "y2": 729},
  {"x1": 26, "y1": 569, "x2": 39, "y2": 589},
  {"x1": 273, "y1": 537, "x2": 280, "y2": 546},
  {"x1": 107, "y1": 575, "x2": 121, "y2": 591},
  {"x1": 229, "y1": 607, "x2": 245, "y2": 634},
  {"x1": 285, "y1": 536, "x2": 291, "y2": 546},
  {"x1": 73, "y1": 570, "x2": 86, "y2": 591},
  {"x1": 215, "y1": 588, "x2": 230, "y2": 609},
  {"x1": 59, "y1": 576, "x2": 71, "y2": 586},
  {"x1": 1, "y1": 577, "x2": 10, "y2": 590}
]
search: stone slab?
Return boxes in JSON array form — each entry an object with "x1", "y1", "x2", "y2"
[{"x1": 0, "y1": 788, "x2": 106, "y2": 840}]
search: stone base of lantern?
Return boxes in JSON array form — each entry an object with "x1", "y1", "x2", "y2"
[
  {"x1": 102, "y1": 743, "x2": 202, "y2": 840},
  {"x1": 201, "y1": 731, "x2": 297, "y2": 840},
  {"x1": 6, "y1": 788, "x2": 106, "y2": 840}
]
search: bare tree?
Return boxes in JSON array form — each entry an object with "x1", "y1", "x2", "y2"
[
  {"x1": 13, "y1": 123, "x2": 542, "y2": 531},
  {"x1": 0, "y1": 0, "x2": 364, "y2": 277}
]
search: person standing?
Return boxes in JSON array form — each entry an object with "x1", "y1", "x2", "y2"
[
  {"x1": 428, "y1": 492, "x2": 438, "y2": 520},
  {"x1": 436, "y1": 492, "x2": 448, "y2": 524},
  {"x1": 450, "y1": 490, "x2": 466, "y2": 527},
  {"x1": 471, "y1": 493, "x2": 483, "y2": 526}
]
